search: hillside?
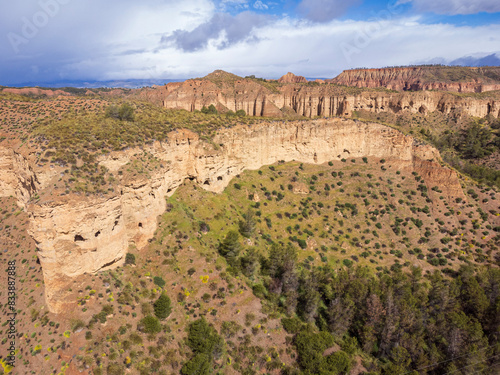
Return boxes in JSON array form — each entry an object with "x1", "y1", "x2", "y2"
[
  {"x1": 0, "y1": 78, "x2": 499, "y2": 375},
  {"x1": 0, "y1": 156, "x2": 499, "y2": 374}
]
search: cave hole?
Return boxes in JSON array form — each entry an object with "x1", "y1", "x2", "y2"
[
  {"x1": 204, "y1": 180, "x2": 210, "y2": 186},
  {"x1": 74, "y1": 235, "x2": 86, "y2": 242},
  {"x1": 138, "y1": 223, "x2": 143, "y2": 228},
  {"x1": 95, "y1": 231, "x2": 101, "y2": 237},
  {"x1": 217, "y1": 176, "x2": 223, "y2": 181}
]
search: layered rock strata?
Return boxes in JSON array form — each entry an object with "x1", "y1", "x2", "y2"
[
  {"x1": 330, "y1": 67, "x2": 500, "y2": 93},
  {"x1": 160, "y1": 79, "x2": 500, "y2": 119},
  {"x1": 0, "y1": 119, "x2": 465, "y2": 312}
]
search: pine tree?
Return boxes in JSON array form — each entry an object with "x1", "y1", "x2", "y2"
[
  {"x1": 238, "y1": 208, "x2": 256, "y2": 238},
  {"x1": 154, "y1": 293, "x2": 172, "y2": 320},
  {"x1": 218, "y1": 231, "x2": 241, "y2": 262}
]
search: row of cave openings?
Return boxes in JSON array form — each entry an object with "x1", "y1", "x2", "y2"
[
  {"x1": 71, "y1": 172, "x2": 229, "y2": 243},
  {"x1": 73, "y1": 218, "x2": 143, "y2": 243}
]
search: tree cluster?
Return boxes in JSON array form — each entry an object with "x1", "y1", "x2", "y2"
[{"x1": 181, "y1": 318, "x2": 225, "y2": 375}]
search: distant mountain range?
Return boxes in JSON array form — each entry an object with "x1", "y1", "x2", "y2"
[{"x1": 2, "y1": 78, "x2": 185, "y2": 89}]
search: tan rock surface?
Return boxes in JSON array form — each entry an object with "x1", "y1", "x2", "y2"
[{"x1": 278, "y1": 72, "x2": 308, "y2": 84}]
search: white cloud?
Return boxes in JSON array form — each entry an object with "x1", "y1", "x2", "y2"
[
  {"x1": 398, "y1": 0, "x2": 500, "y2": 15},
  {"x1": 0, "y1": 1, "x2": 499, "y2": 84},
  {"x1": 254, "y1": 1, "x2": 269, "y2": 10}
]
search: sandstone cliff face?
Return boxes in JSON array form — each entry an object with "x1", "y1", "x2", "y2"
[
  {"x1": 278, "y1": 72, "x2": 308, "y2": 84},
  {"x1": 160, "y1": 79, "x2": 500, "y2": 119},
  {"x1": 0, "y1": 148, "x2": 39, "y2": 207},
  {"x1": 163, "y1": 78, "x2": 283, "y2": 117},
  {"x1": 330, "y1": 67, "x2": 500, "y2": 93},
  {"x1": 0, "y1": 119, "x2": 464, "y2": 313}
]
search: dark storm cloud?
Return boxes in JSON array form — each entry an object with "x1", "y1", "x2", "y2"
[
  {"x1": 296, "y1": 0, "x2": 362, "y2": 22},
  {"x1": 162, "y1": 11, "x2": 271, "y2": 51}
]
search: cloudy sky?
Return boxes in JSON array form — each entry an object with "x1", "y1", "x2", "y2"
[{"x1": 1, "y1": 0, "x2": 499, "y2": 85}]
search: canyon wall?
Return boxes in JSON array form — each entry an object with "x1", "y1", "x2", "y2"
[
  {"x1": 329, "y1": 66, "x2": 500, "y2": 93},
  {"x1": 160, "y1": 80, "x2": 500, "y2": 119},
  {"x1": 0, "y1": 119, "x2": 465, "y2": 313}
]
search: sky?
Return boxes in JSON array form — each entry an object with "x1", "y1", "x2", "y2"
[{"x1": 0, "y1": 0, "x2": 499, "y2": 86}]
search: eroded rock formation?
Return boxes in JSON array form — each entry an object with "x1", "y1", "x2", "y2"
[
  {"x1": 329, "y1": 66, "x2": 500, "y2": 93},
  {"x1": 278, "y1": 72, "x2": 308, "y2": 84},
  {"x1": 158, "y1": 73, "x2": 500, "y2": 119},
  {"x1": 0, "y1": 119, "x2": 465, "y2": 313}
]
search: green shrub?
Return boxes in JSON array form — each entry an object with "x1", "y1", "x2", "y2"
[
  {"x1": 107, "y1": 363, "x2": 125, "y2": 375},
  {"x1": 105, "y1": 103, "x2": 135, "y2": 121},
  {"x1": 282, "y1": 317, "x2": 304, "y2": 334},
  {"x1": 253, "y1": 284, "x2": 267, "y2": 298},
  {"x1": 295, "y1": 331, "x2": 335, "y2": 373},
  {"x1": 70, "y1": 319, "x2": 85, "y2": 332},
  {"x1": 343, "y1": 259, "x2": 353, "y2": 268},
  {"x1": 218, "y1": 230, "x2": 241, "y2": 261},
  {"x1": 125, "y1": 253, "x2": 136, "y2": 265},
  {"x1": 180, "y1": 353, "x2": 210, "y2": 375},
  {"x1": 153, "y1": 276, "x2": 166, "y2": 288},
  {"x1": 186, "y1": 317, "x2": 225, "y2": 360},
  {"x1": 139, "y1": 315, "x2": 162, "y2": 334},
  {"x1": 325, "y1": 351, "x2": 351, "y2": 374},
  {"x1": 154, "y1": 293, "x2": 172, "y2": 320}
]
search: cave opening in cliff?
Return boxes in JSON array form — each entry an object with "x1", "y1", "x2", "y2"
[
  {"x1": 74, "y1": 235, "x2": 86, "y2": 242},
  {"x1": 95, "y1": 231, "x2": 101, "y2": 237},
  {"x1": 217, "y1": 176, "x2": 223, "y2": 181},
  {"x1": 204, "y1": 180, "x2": 210, "y2": 186},
  {"x1": 138, "y1": 222, "x2": 143, "y2": 228}
]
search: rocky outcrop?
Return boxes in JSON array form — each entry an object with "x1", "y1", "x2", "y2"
[
  {"x1": 330, "y1": 66, "x2": 500, "y2": 93},
  {"x1": 278, "y1": 72, "x2": 308, "y2": 84},
  {"x1": 0, "y1": 148, "x2": 39, "y2": 207},
  {"x1": 163, "y1": 77, "x2": 283, "y2": 117},
  {"x1": 1, "y1": 119, "x2": 465, "y2": 313}
]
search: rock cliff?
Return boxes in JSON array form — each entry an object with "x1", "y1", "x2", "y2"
[
  {"x1": 0, "y1": 119, "x2": 465, "y2": 313},
  {"x1": 158, "y1": 71, "x2": 500, "y2": 119},
  {"x1": 330, "y1": 66, "x2": 500, "y2": 93},
  {"x1": 0, "y1": 148, "x2": 39, "y2": 207}
]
